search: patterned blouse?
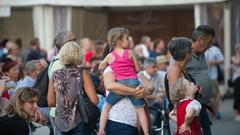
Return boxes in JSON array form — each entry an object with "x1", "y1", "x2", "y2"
[{"x1": 53, "y1": 66, "x2": 83, "y2": 132}]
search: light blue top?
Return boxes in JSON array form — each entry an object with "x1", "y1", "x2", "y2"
[{"x1": 205, "y1": 46, "x2": 224, "y2": 80}]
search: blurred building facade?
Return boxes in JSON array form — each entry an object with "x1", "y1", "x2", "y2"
[{"x1": 0, "y1": 0, "x2": 239, "y2": 74}]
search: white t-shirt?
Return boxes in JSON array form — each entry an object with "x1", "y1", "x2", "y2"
[
  {"x1": 186, "y1": 100, "x2": 202, "y2": 116},
  {"x1": 103, "y1": 67, "x2": 137, "y2": 127}
]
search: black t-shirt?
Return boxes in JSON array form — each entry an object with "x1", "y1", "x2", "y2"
[{"x1": 0, "y1": 114, "x2": 29, "y2": 135}]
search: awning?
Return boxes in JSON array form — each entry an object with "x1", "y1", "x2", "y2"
[{"x1": 0, "y1": 0, "x2": 228, "y2": 7}]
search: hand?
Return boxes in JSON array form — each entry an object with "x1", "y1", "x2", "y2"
[
  {"x1": 39, "y1": 111, "x2": 48, "y2": 125},
  {"x1": 134, "y1": 86, "x2": 145, "y2": 99},
  {"x1": 179, "y1": 123, "x2": 191, "y2": 134},
  {"x1": 0, "y1": 77, "x2": 10, "y2": 93},
  {"x1": 34, "y1": 110, "x2": 48, "y2": 125},
  {"x1": 208, "y1": 101, "x2": 217, "y2": 118}
]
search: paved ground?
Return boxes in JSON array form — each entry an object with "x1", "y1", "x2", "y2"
[{"x1": 211, "y1": 98, "x2": 240, "y2": 135}]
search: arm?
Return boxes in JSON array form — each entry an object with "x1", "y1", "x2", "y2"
[
  {"x1": 83, "y1": 70, "x2": 99, "y2": 105},
  {"x1": 169, "y1": 109, "x2": 177, "y2": 122},
  {"x1": 179, "y1": 108, "x2": 196, "y2": 133},
  {"x1": 129, "y1": 50, "x2": 141, "y2": 72},
  {"x1": 98, "y1": 54, "x2": 111, "y2": 71},
  {"x1": 0, "y1": 78, "x2": 9, "y2": 97},
  {"x1": 47, "y1": 79, "x2": 56, "y2": 107},
  {"x1": 103, "y1": 71, "x2": 137, "y2": 95},
  {"x1": 34, "y1": 109, "x2": 48, "y2": 125},
  {"x1": 138, "y1": 73, "x2": 154, "y2": 94},
  {"x1": 103, "y1": 69, "x2": 147, "y2": 98},
  {"x1": 145, "y1": 94, "x2": 163, "y2": 102},
  {"x1": 208, "y1": 60, "x2": 224, "y2": 67},
  {"x1": 167, "y1": 66, "x2": 182, "y2": 86},
  {"x1": 232, "y1": 55, "x2": 240, "y2": 65}
]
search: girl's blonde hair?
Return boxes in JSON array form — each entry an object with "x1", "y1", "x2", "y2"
[
  {"x1": 107, "y1": 27, "x2": 129, "y2": 49},
  {"x1": 59, "y1": 41, "x2": 83, "y2": 66},
  {"x1": 1, "y1": 87, "x2": 39, "y2": 121},
  {"x1": 170, "y1": 77, "x2": 187, "y2": 105}
]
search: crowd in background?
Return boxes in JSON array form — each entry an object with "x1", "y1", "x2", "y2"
[{"x1": 0, "y1": 25, "x2": 239, "y2": 135}]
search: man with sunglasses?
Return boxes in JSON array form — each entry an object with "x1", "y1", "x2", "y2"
[{"x1": 185, "y1": 25, "x2": 215, "y2": 135}]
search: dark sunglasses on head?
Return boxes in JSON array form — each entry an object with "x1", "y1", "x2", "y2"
[{"x1": 61, "y1": 38, "x2": 77, "y2": 46}]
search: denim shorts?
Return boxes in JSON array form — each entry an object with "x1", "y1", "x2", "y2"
[
  {"x1": 106, "y1": 78, "x2": 145, "y2": 108},
  {"x1": 105, "y1": 120, "x2": 138, "y2": 135}
]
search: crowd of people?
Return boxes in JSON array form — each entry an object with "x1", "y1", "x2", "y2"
[{"x1": 0, "y1": 24, "x2": 239, "y2": 135}]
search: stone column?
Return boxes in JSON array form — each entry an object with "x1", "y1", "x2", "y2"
[
  {"x1": 194, "y1": 4, "x2": 208, "y2": 27},
  {"x1": 223, "y1": 1, "x2": 231, "y2": 85},
  {"x1": 33, "y1": 6, "x2": 54, "y2": 51}
]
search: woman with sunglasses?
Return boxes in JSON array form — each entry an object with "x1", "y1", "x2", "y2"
[{"x1": 0, "y1": 87, "x2": 39, "y2": 135}]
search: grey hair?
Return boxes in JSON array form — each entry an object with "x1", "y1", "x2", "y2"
[
  {"x1": 25, "y1": 60, "x2": 39, "y2": 75},
  {"x1": 143, "y1": 58, "x2": 157, "y2": 69},
  {"x1": 53, "y1": 30, "x2": 72, "y2": 51},
  {"x1": 141, "y1": 35, "x2": 151, "y2": 44},
  {"x1": 168, "y1": 37, "x2": 192, "y2": 61}
]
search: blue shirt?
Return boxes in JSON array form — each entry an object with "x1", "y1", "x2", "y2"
[{"x1": 16, "y1": 76, "x2": 36, "y2": 89}]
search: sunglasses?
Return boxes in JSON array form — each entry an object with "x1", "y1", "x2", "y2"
[{"x1": 61, "y1": 38, "x2": 77, "y2": 46}]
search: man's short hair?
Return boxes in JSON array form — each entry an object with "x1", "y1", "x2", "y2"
[
  {"x1": 53, "y1": 30, "x2": 73, "y2": 51},
  {"x1": 25, "y1": 60, "x2": 39, "y2": 75},
  {"x1": 192, "y1": 25, "x2": 215, "y2": 42}
]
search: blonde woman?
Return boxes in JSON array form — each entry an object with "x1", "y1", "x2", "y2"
[
  {"x1": 0, "y1": 87, "x2": 39, "y2": 135},
  {"x1": 48, "y1": 41, "x2": 98, "y2": 135}
]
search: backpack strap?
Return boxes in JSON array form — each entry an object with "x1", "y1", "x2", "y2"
[
  {"x1": 78, "y1": 67, "x2": 91, "y2": 96},
  {"x1": 49, "y1": 57, "x2": 59, "y2": 70}
]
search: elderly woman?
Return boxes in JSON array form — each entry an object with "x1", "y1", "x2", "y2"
[
  {"x1": 0, "y1": 87, "x2": 39, "y2": 135},
  {"x1": 48, "y1": 41, "x2": 98, "y2": 135}
]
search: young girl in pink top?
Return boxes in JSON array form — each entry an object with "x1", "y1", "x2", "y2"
[
  {"x1": 98, "y1": 27, "x2": 149, "y2": 135},
  {"x1": 169, "y1": 78, "x2": 202, "y2": 135}
]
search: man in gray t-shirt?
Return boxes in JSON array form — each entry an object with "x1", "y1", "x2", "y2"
[
  {"x1": 186, "y1": 53, "x2": 213, "y2": 104},
  {"x1": 186, "y1": 25, "x2": 215, "y2": 135}
]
